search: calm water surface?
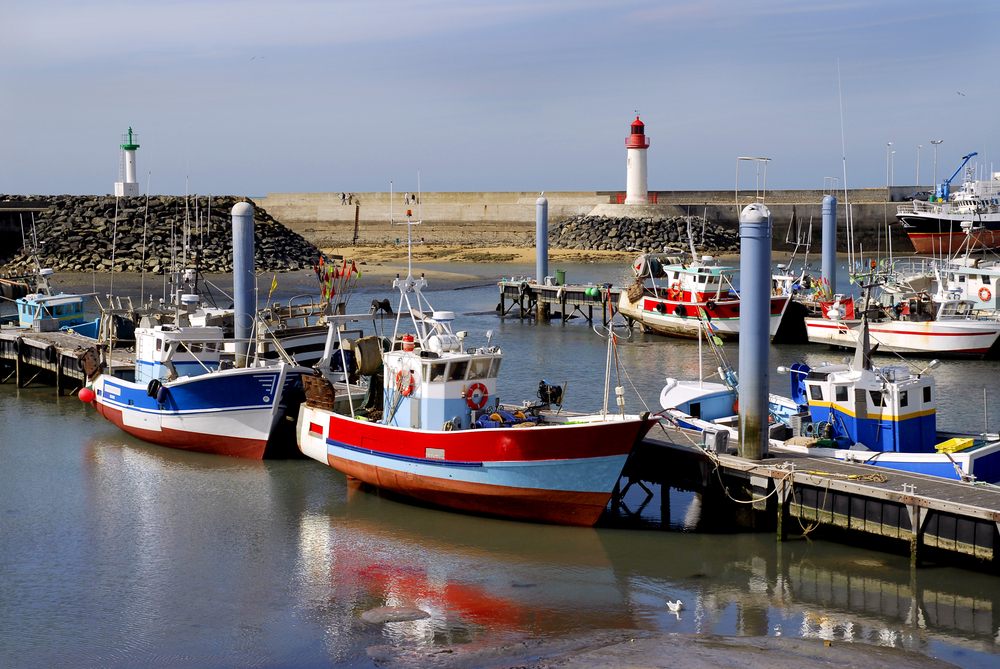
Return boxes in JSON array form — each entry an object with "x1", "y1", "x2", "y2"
[{"x1": 2, "y1": 260, "x2": 999, "y2": 668}]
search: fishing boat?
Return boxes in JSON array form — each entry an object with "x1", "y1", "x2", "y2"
[
  {"x1": 658, "y1": 319, "x2": 1000, "y2": 484},
  {"x1": 297, "y1": 258, "x2": 654, "y2": 525},
  {"x1": 618, "y1": 251, "x2": 790, "y2": 340},
  {"x1": 803, "y1": 291, "x2": 1000, "y2": 358},
  {"x1": 896, "y1": 154, "x2": 1000, "y2": 254}
]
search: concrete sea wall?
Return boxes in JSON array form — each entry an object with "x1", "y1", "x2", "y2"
[{"x1": 255, "y1": 188, "x2": 916, "y2": 252}]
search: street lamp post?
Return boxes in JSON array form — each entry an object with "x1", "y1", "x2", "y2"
[
  {"x1": 886, "y1": 142, "x2": 893, "y2": 199},
  {"x1": 932, "y1": 139, "x2": 944, "y2": 190},
  {"x1": 891, "y1": 150, "x2": 896, "y2": 187},
  {"x1": 917, "y1": 145, "x2": 922, "y2": 187}
]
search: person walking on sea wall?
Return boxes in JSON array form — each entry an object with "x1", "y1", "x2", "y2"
[
  {"x1": 341, "y1": 192, "x2": 346, "y2": 205},
  {"x1": 405, "y1": 192, "x2": 410, "y2": 205}
]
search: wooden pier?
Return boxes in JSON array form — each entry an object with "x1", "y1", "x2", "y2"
[
  {"x1": 0, "y1": 329, "x2": 129, "y2": 395},
  {"x1": 622, "y1": 425, "x2": 1000, "y2": 569},
  {"x1": 498, "y1": 279, "x2": 621, "y2": 324}
]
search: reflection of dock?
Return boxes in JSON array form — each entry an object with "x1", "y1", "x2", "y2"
[
  {"x1": 498, "y1": 279, "x2": 621, "y2": 324},
  {"x1": 0, "y1": 330, "x2": 129, "y2": 395},
  {"x1": 625, "y1": 429, "x2": 1000, "y2": 567}
]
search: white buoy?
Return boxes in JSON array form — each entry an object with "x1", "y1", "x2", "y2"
[
  {"x1": 113, "y1": 127, "x2": 140, "y2": 197},
  {"x1": 624, "y1": 116, "x2": 649, "y2": 205}
]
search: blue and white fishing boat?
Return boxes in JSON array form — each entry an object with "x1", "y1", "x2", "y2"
[
  {"x1": 660, "y1": 319, "x2": 1000, "y2": 483},
  {"x1": 85, "y1": 287, "x2": 316, "y2": 458}
]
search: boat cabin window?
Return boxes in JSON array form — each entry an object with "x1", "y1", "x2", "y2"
[
  {"x1": 957, "y1": 302, "x2": 971, "y2": 315},
  {"x1": 205, "y1": 343, "x2": 216, "y2": 352},
  {"x1": 156, "y1": 338, "x2": 162, "y2": 352},
  {"x1": 869, "y1": 390, "x2": 886, "y2": 407},
  {"x1": 672, "y1": 272, "x2": 680, "y2": 280},
  {"x1": 690, "y1": 402, "x2": 701, "y2": 418},
  {"x1": 489, "y1": 357, "x2": 502, "y2": 378},
  {"x1": 188, "y1": 343, "x2": 203, "y2": 353},
  {"x1": 428, "y1": 362, "x2": 447, "y2": 382},
  {"x1": 468, "y1": 358, "x2": 490, "y2": 380},
  {"x1": 983, "y1": 275, "x2": 992, "y2": 285},
  {"x1": 835, "y1": 386, "x2": 848, "y2": 402},
  {"x1": 923, "y1": 386, "x2": 932, "y2": 403},
  {"x1": 940, "y1": 304, "x2": 956, "y2": 317},
  {"x1": 697, "y1": 275, "x2": 706, "y2": 284},
  {"x1": 447, "y1": 361, "x2": 468, "y2": 382},
  {"x1": 959, "y1": 275, "x2": 966, "y2": 283},
  {"x1": 899, "y1": 390, "x2": 908, "y2": 407},
  {"x1": 809, "y1": 385, "x2": 823, "y2": 401}
]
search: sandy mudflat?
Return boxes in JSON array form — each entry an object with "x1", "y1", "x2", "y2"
[{"x1": 369, "y1": 631, "x2": 959, "y2": 669}]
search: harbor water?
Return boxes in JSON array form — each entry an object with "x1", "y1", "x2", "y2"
[{"x1": 2, "y1": 261, "x2": 1000, "y2": 668}]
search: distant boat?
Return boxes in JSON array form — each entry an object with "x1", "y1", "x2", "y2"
[
  {"x1": 897, "y1": 163, "x2": 1000, "y2": 254},
  {"x1": 617, "y1": 252, "x2": 790, "y2": 340}
]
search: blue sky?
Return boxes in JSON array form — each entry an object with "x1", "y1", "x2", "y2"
[{"x1": 2, "y1": 1, "x2": 998, "y2": 196}]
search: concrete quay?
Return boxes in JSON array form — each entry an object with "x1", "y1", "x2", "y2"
[{"x1": 255, "y1": 187, "x2": 916, "y2": 251}]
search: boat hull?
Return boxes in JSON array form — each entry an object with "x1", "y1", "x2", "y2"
[
  {"x1": 91, "y1": 365, "x2": 305, "y2": 459},
  {"x1": 298, "y1": 406, "x2": 653, "y2": 525},
  {"x1": 804, "y1": 317, "x2": 1000, "y2": 358},
  {"x1": 897, "y1": 211, "x2": 1000, "y2": 254}
]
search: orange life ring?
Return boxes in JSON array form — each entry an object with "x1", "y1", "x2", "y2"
[
  {"x1": 467, "y1": 382, "x2": 488, "y2": 410},
  {"x1": 395, "y1": 370, "x2": 415, "y2": 396},
  {"x1": 669, "y1": 281, "x2": 682, "y2": 301},
  {"x1": 979, "y1": 286, "x2": 992, "y2": 301}
]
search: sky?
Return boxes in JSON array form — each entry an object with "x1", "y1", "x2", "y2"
[{"x1": 2, "y1": 0, "x2": 999, "y2": 197}]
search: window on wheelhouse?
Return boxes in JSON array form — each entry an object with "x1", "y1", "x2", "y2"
[
  {"x1": 899, "y1": 390, "x2": 908, "y2": 407},
  {"x1": 983, "y1": 275, "x2": 992, "y2": 284},
  {"x1": 468, "y1": 358, "x2": 490, "y2": 380},
  {"x1": 835, "y1": 386, "x2": 848, "y2": 402},
  {"x1": 869, "y1": 390, "x2": 886, "y2": 407},
  {"x1": 428, "y1": 363, "x2": 446, "y2": 382},
  {"x1": 488, "y1": 357, "x2": 502, "y2": 378},
  {"x1": 447, "y1": 361, "x2": 468, "y2": 382},
  {"x1": 923, "y1": 386, "x2": 932, "y2": 403},
  {"x1": 809, "y1": 385, "x2": 823, "y2": 401}
]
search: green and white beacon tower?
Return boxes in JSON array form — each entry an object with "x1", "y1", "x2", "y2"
[{"x1": 114, "y1": 127, "x2": 140, "y2": 197}]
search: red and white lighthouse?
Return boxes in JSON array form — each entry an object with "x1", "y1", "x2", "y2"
[{"x1": 624, "y1": 116, "x2": 650, "y2": 205}]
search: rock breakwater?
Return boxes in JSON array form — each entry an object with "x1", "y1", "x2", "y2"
[
  {"x1": 549, "y1": 214, "x2": 739, "y2": 254},
  {"x1": 0, "y1": 195, "x2": 320, "y2": 275}
]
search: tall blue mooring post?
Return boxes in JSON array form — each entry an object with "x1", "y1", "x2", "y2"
[
  {"x1": 232, "y1": 202, "x2": 255, "y2": 367},
  {"x1": 822, "y1": 195, "x2": 837, "y2": 295},
  {"x1": 738, "y1": 203, "x2": 772, "y2": 461},
  {"x1": 535, "y1": 196, "x2": 549, "y2": 321}
]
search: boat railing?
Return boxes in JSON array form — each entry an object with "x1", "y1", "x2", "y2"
[{"x1": 902, "y1": 201, "x2": 947, "y2": 215}]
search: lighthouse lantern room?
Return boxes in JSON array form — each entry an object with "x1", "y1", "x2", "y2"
[
  {"x1": 624, "y1": 115, "x2": 650, "y2": 205},
  {"x1": 114, "y1": 127, "x2": 140, "y2": 197}
]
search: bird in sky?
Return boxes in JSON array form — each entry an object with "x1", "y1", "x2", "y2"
[{"x1": 957, "y1": 91, "x2": 965, "y2": 96}]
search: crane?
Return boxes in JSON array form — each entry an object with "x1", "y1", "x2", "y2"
[{"x1": 935, "y1": 152, "x2": 977, "y2": 201}]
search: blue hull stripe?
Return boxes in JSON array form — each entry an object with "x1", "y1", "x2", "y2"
[{"x1": 326, "y1": 437, "x2": 483, "y2": 468}]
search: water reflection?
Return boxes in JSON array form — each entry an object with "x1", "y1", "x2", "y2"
[{"x1": 293, "y1": 480, "x2": 631, "y2": 649}]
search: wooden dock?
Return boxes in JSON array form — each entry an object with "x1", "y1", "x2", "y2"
[
  {"x1": 0, "y1": 329, "x2": 130, "y2": 395},
  {"x1": 498, "y1": 279, "x2": 621, "y2": 324},
  {"x1": 623, "y1": 425, "x2": 1000, "y2": 568}
]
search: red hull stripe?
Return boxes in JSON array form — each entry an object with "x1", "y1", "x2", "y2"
[
  {"x1": 329, "y1": 455, "x2": 612, "y2": 526},
  {"x1": 808, "y1": 322, "x2": 998, "y2": 338},
  {"x1": 324, "y1": 413, "x2": 645, "y2": 463},
  {"x1": 95, "y1": 402, "x2": 267, "y2": 459}
]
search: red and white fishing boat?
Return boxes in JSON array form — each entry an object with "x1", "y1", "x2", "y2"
[
  {"x1": 804, "y1": 292, "x2": 1000, "y2": 358},
  {"x1": 297, "y1": 259, "x2": 653, "y2": 526},
  {"x1": 618, "y1": 252, "x2": 790, "y2": 340}
]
